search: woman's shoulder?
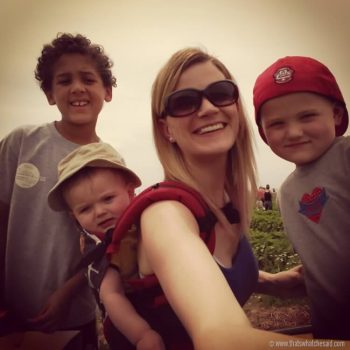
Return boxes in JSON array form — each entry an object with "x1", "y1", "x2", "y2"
[{"x1": 141, "y1": 200, "x2": 197, "y2": 226}]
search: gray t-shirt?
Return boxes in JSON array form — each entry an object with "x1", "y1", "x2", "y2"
[
  {"x1": 279, "y1": 136, "x2": 350, "y2": 339},
  {"x1": 0, "y1": 122, "x2": 96, "y2": 328}
]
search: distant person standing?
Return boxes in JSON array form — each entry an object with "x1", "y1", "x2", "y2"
[
  {"x1": 263, "y1": 184, "x2": 272, "y2": 210},
  {"x1": 272, "y1": 188, "x2": 278, "y2": 210},
  {"x1": 255, "y1": 187, "x2": 265, "y2": 210}
]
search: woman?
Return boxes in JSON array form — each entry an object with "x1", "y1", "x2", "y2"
[
  {"x1": 108, "y1": 48, "x2": 308, "y2": 349},
  {"x1": 139, "y1": 48, "x2": 258, "y2": 348}
]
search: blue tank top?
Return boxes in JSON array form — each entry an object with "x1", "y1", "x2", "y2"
[{"x1": 218, "y1": 235, "x2": 259, "y2": 305}]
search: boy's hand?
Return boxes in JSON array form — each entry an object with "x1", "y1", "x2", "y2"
[
  {"x1": 270, "y1": 264, "x2": 307, "y2": 298},
  {"x1": 257, "y1": 265, "x2": 307, "y2": 298},
  {"x1": 136, "y1": 329, "x2": 166, "y2": 350},
  {"x1": 27, "y1": 285, "x2": 71, "y2": 332}
]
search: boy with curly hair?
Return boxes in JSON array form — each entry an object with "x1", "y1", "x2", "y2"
[{"x1": 0, "y1": 33, "x2": 116, "y2": 348}]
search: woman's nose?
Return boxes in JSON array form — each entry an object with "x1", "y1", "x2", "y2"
[{"x1": 196, "y1": 97, "x2": 220, "y2": 117}]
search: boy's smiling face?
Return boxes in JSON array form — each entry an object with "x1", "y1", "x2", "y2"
[
  {"x1": 260, "y1": 92, "x2": 343, "y2": 166},
  {"x1": 45, "y1": 53, "x2": 112, "y2": 128}
]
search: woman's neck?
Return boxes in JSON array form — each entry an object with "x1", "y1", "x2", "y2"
[
  {"x1": 186, "y1": 154, "x2": 227, "y2": 206},
  {"x1": 55, "y1": 120, "x2": 99, "y2": 145}
]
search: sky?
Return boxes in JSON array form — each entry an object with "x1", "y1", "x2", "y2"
[{"x1": 1, "y1": 0, "x2": 349, "y2": 191}]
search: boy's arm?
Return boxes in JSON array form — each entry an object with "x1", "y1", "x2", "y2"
[
  {"x1": 99, "y1": 266, "x2": 165, "y2": 349},
  {"x1": 0, "y1": 201, "x2": 9, "y2": 303},
  {"x1": 255, "y1": 265, "x2": 307, "y2": 298},
  {"x1": 28, "y1": 270, "x2": 88, "y2": 331}
]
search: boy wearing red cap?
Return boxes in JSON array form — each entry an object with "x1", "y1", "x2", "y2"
[{"x1": 253, "y1": 56, "x2": 350, "y2": 339}]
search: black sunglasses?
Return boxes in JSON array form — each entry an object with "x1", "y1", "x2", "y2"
[{"x1": 162, "y1": 80, "x2": 239, "y2": 118}]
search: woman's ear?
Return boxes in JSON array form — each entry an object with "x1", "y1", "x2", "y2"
[{"x1": 158, "y1": 118, "x2": 175, "y2": 142}]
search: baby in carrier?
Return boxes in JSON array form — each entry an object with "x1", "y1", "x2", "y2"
[{"x1": 48, "y1": 142, "x2": 165, "y2": 350}]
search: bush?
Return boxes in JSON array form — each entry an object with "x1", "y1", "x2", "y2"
[
  {"x1": 248, "y1": 209, "x2": 305, "y2": 308},
  {"x1": 250, "y1": 210, "x2": 284, "y2": 232},
  {"x1": 249, "y1": 210, "x2": 300, "y2": 273}
]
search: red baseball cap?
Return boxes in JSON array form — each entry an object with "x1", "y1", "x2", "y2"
[{"x1": 253, "y1": 56, "x2": 348, "y2": 143}]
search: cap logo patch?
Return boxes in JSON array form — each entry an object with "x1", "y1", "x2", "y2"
[{"x1": 274, "y1": 66, "x2": 294, "y2": 84}]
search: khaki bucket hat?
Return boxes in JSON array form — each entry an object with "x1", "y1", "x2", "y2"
[{"x1": 48, "y1": 142, "x2": 141, "y2": 211}]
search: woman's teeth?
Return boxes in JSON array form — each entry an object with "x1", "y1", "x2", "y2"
[{"x1": 197, "y1": 123, "x2": 224, "y2": 135}]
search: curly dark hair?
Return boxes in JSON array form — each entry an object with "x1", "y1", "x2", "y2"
[{"x1": 35, "y1": 33, "x2": 117, "y2": 92}]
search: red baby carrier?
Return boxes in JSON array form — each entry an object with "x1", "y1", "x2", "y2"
[{"x1": 77, "y1": 181, "x2": 239, "y2": 349}]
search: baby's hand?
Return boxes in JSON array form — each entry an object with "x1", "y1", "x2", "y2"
[
  {"x1": 136, "y1": 329, "x2": 165, "y2": 350},
  {"x1": 79, "y1": 234, "x2": 85, "y2": 254}
]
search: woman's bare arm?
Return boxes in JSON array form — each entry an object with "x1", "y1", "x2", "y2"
[
  {"x1": 139, "y1": 201, "x2": 345, "y2": 349},
  {"x1": 140, "y1": 200, "x2": 251, "y2": 346}
]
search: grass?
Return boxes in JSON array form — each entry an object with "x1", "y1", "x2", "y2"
[{"x1": 245, "y1": 207, "x2": 311, "y2": 330}]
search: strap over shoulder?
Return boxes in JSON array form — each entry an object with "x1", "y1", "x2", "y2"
[
  {"x1": 74, "y1": 180, "x2": 241, "y2": 313},
  {"x1": 76, "y1": 180, "x2": 240, "y2": 273},
  {"x1": 107, "y1": 180, "x2": 218, "y2": 256}
]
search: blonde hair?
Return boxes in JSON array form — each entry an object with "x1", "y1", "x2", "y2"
[{"x1": 151, "y1": 47, "x2": 257, "y2": 234}]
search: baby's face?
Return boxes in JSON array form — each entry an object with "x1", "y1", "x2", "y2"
[
  {"x1": 64, "y1": 168, "x2": 133, "y2": 235},
  {"x1": 260, "y1": 92, "x2": 343, "y2": 166}
]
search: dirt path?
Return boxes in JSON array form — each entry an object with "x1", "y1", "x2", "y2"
[{"x1": 244, "y1": 295, "x2": 311, "y2": 331}]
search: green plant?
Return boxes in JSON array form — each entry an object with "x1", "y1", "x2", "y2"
[
  {"x1": 250, "y1": 210, "x2": 284, "y2": 232},
  {"x1": 250, "y1": 229, "x2": 300, "y2": 273},
  {"x1": 249, "y1": 210, "x2": 301, "y2": 273},
  {"x1": 248, "y1": 209, "x2": 305, "y2": 308}
]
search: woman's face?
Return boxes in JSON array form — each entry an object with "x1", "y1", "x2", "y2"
[{"x1": 160, "y1": 61, "x2": 240, "y2": 163}]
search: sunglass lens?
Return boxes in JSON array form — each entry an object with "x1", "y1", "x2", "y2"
[
  {"x1": 207, "y1": 81, "x2": 237, "y2": 106},
  {"x1": 164, "y1": 81, "x2": 238, "y2": 117},
  {"x1": 168, "y1": 90, "x2": 200, "y2": 117}
]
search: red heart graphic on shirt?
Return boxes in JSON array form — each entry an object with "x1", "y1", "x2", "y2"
[{"x1": 298, "y1": 187, "x2": 328, "y2": 223}]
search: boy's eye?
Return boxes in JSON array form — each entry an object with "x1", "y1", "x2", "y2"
[
  {"x1": 267, "y1": 120, "x2": 284, "y2": 128},
  {"x1": 79, "y1": 206, "x2": 91, "y2": 214},
  {"x1": 84, "y1": 78, "x2": 96, "y2": 84},
  {"x1": 104, "y1": 195, "x2": 115, "y2": 203},
  {"x1": 301, "y1": 113, "x2": 317, "y2": 120},
  {"x1": 82, "y1": 73, "x2": 98, "y2": 84},
  {"x1": 57, "y1": 79, "x2": 71, "y2": 85}
]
